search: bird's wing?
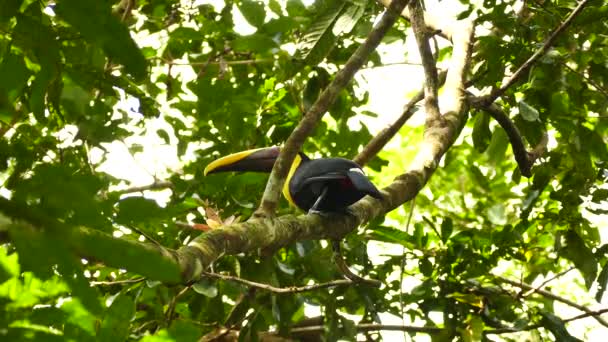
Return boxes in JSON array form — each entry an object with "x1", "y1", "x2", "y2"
[{"x1": 346, "y1": 169, "x2": 383, "y2": 199}]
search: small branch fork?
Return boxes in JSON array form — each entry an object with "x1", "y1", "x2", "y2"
[
  {"x1": 497, "y1": 276, "x2": 608, "y2": 328},
  {"x1": 478, "y1": 0, "x2": 592, "y2": 106},
  {"x1": 408, "y1": 0, "x2": 442, "y2": 124},
  {"x1": 374, "y1": 0, "x2": 590, "y2": 178},
  {"x1": 255, "y1": 0, "x2": 411, "y2": 217}
]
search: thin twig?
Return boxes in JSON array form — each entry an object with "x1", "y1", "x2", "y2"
[
  {"x1": 331, "y1": 241, "x2": 382, "y2": 287},
  {"x1": 520, "y1": 267, "x2": 575, "y2": 298},
  {"x1": 255, "y1": 0, "x2": 411, "y2": 217},
  {"x1": 149, "y1": 57, "x2": 273, "y2": 66},
  {"x1": 202, "y1": 271, "x2": 355, "y2": 294},
  {"x1": 481, "y1": 0, "x2": 591, "y2": 105},
  {"x1": 400, "y1": 197, "x2": 416, "y2": 340},
  {"x1": 285, "y1": 307, "x2": 608, "y2": 337},
  {"x1": 112, "y1": 181, "x2": 173, "y2": 195},
  {"x1": 165, "y1": 285, "x2": 191, "y2": 324},
  {"x1": 486, "y1": 308, "x2": 608, "y2": 335},
  {"x1": 90, "y1": 277, "x2": 146, "y2": 286},
  {"x1": 561, "y1": 62, "x2": 608, "y2": 100},
  {"x1": 290, "y1": 323, "x2": 443, "y2": 335},
  {"x1": 497, "y1": 275, "x2": 608, "y2": 328},
  {"x1": 354, "y1": 71, "x2": 447, "y2": 166}
]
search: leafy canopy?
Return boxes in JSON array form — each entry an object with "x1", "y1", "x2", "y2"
[{"x1": 0, "y1": 0, "x2": 607, "y2": 341}]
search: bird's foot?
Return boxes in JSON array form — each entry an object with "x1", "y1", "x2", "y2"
[
  {"x1": 307, "y1": 207, "x2": 357, "y2": 218},
  {"x1": 307, "y1": 209, "x2": 331, "y2": 217}
]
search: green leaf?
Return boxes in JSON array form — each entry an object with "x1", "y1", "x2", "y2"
[
  {"x1": 54, "y1": 0, "x2": 147, "y2": 80},
  {"x1": 367, "y1": 226, "x2": 415, "y2": 249},
  {"x1": 0, "y1": 0, "x2": 22, "y2": 23},
  {"x1": 239, "y1": 0, "x2": 266, "y2": 28},
  {"x1": 539, "y1": 311, "x2": 583, "y2": 342},
  {"x1": 559, "y1": 230, "x2": 597, "y2": 289},
  {"x1": 0, "y1": 52, "x2": 31, "y2": 103},
  {"x1": 192, "y1": 278, "x2": 218, "y2": 297},
  {"x1": 296, "y1": 2, "x2": 346, "y2": 65},
  {"x1": 472, "y1": 112, "x2": 491, "y2": 152},
  {"x1": 419, "y1": 257, "x2": 433, "y2": 276},
  {"x1": 97, "y1": 294, "x2": 135, "y2": 342},
  {"x1": 518, "y1": 100, "x2": 540, "y2": 122},
  {"x1": 596, "y1": 262, "x2": 608, "y2": 302},
  {"x1": 440, "y1": 218, "x2": 453, "y2": 243},
  {"x1": 232, "y1": 33, "x2": 278, "y2": 53},
  {"x1": 332, "y1": 3, "x2": 365, "y2": 36},
  {"x1": 115, "y1": 197, "x2": 166, "y2": 225},
  {"x1": 486, "y1": 128, "x2": 509, "y2": 165},
  {"x1": 0, "y1": 246, "x2": 19, "y2": 283}
]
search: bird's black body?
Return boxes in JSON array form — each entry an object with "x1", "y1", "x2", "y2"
[
  {"x1": 288, "y1": 156, "x2": 381, "y2": 212},
  {"x1": 204, "y1": 147, "x2": 382, "y2": 213}
]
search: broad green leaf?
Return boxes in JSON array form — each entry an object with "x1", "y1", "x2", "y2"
[
  {"x1": 296, "y1": 1, "x2": 346, "y2": 65},
  {"x1": 559, "y1": 230, "x2": 597, "y2": 289},
  {"x1": 518, "y1": 100, "x2": 540, "y2": 122},
  {"x1": 472, "y1": 111, "x2": 491, "y2": 152},
  {"x1": 97, "y1": 294, "x2": 135, "y2": 342},
  {"x1": 440, "y1": 218, "x2": 453, "y2": 243},
  {"x1": 54, "y1": 0, "x2": 147, "y2": 80},
  {"x1": 115, "y1": 197, "x2": 166, "y2": 224},
  {"x1": 332, "y1": 3, "x2": 365, "y2": 36},
  {"x1": 68, "y1": 226, "x2": 182, "y2": 283},
  {"x1": 0, "y1": 0, "x2": 22, "y2": 23},
  {"x1": 61, "y1": 299, "x2": 97, "y2": 337},
  {"x1": 539, "y1": 311, "x2": 583, "y2": 342},
  {"x1": 367, "y1": 226, "x2": 416, "y2": 249},
  {"x1": 596, "y1": 262, "x2": 608, "y2": 302},
  {"x1": 0, "y1": 246, "x2": 19, "y2": 282},
  {"x1": 193, "y1": 278, "x2": 218, "y2": 297},
  {"x1": 419, "y1": 257, "x2": 433, "y2": 276},
  {"x1": 0, "y1": 52, "x2": 31, "y2": 103},
  {"x1": 486, "y1": 128, "x2": 509, "y2": 165},
  {"x1": 239, "y1": 0, "x2": 266, "y2": 28}
]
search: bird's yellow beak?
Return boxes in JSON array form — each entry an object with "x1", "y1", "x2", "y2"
[{"x1": 204, "y1": 146, "x2": 281, "y2": 176}]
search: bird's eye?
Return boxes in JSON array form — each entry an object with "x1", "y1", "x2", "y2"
[{"x1": 349, "y1": 168, "x2": 365, "y2": 175}]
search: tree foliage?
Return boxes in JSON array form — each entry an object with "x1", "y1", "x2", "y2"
[{"x1": 0, "y1": 0, "x2": 607, "y2": 341}]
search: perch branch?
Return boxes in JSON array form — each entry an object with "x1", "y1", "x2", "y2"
[{"x1": 256, "y1": 0, "x2": 411, "y2": 217}]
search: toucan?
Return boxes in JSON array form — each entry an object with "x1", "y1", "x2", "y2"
[{"x1": 204, "y1": 147, "x2": 383, "y2": 213}]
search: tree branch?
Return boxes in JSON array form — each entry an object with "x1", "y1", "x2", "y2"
[
  {"x1": 479, "y1": 0, "x2": 591, "y2": 105},
  {"x1": 377, "y1": 0, "x2": 456, "y2": 40},
  {"x1": 255, "y1": 0, "x2": 411, "y2": 217},
  {"x1": 290, "y1": 323, "x2": 443, "y2": 336},
  {"x1": 472, "y1": 101, "x2": 533, "y2": 177},
  {"x1": 485, "y1": 308, "x2": 608, "y2": 335},
  {"x1": 90, "y1": 277, "x2": 145, "y2": 286},
  {"x1": 202, "y1": 271, "x2": 354, "y2": 294},
  {"x1": 354, "y1": 89, "x2": 423, "y2": 166},
  {"x1": 111, "y1": 181, "x2": 173, "y2": 195},
  {"x1": 331, "y1": 240, "x2": 382, "y2": 287},
  {"x1": 497, "y1": 275, "x2": 608, "y2": 328},
  {"x1": 408, "y1": 0, "x2": 441, "y2": 123}
]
